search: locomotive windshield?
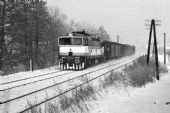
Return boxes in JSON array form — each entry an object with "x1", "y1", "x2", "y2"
[{"x1": 59, "y1": 37, "x2": 82, "y2": 45}]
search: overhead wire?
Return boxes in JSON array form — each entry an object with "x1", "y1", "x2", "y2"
[{"x1": 152, "y1": 0, "x2": 156, "y2": 19}]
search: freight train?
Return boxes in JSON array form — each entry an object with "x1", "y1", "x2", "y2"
[{"x1": 58, "y1": 31, "x2": 135, "y2": 70}]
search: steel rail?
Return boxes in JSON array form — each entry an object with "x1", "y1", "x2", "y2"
[
  {"x1": 0, "y1": 61, "x2": 123, "y2": 104},
  {"x1": 1, "y1": 59, "x2": 117, "y2": 91},
  {"x1": 1, "y1": 70, "x2": 61, "y2": 85},
  {"x1": 0, "y1": 71, "x2": 73, "y2": 91}
]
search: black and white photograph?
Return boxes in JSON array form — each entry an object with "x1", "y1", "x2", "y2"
[{"x1": 0, "y1": 0, "x2": 170, "y2": 113}]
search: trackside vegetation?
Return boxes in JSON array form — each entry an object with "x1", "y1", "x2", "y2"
[
  {"x1": 26, "y1": 56, "x2": 168, "y2": 113},
  {"x1": 123, "y1": 55, "x2": 168, "y2": 87}
]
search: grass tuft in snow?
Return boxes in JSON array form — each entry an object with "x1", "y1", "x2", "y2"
[
  {"x1": 25, "y1": 97, "x2": 42, "y2": 113},
  {"x1": 99, "y1": 55, "x2": 168, "y2": 89},
  {"x1": 25, "y1": 81, "x2": 99, "y2": 113},
  {"x1": 57, "y1": 83, "x2": 98, "y2": 113},
  {"x1": 99, "y1": 72, "x2": 122, "y2": 89},
  {"x1": 123, "y1": 55, "x2": 168, "y2": 87}
]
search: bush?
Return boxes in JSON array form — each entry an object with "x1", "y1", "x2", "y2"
[
  {"x1": 123, "y1": 55, "x2": 168, "y2": 87},
  {"x1": 26, "y1": 83, "x2": 98, "y2": 113}
]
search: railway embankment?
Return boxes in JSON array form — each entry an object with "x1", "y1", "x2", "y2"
[
  {"x1": 91, "y1": 55, "x2": 170, "y2": 113},
  {"x1": 25, "y1": 55, "x2": 168, "y2": 113}
]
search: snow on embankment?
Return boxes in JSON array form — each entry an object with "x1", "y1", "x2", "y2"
[
  {"x1": 0, "y1": 66, "x2": 59, "y2": 84},
  {"x1": 91, "y1": 54, "x2": 170, "y2": 113}
]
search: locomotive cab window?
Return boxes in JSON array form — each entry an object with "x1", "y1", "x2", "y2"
[
  {"x1": 59, "y1": 37, "x2": 83, "y2": 45},
  {"x1": 83, "y1": 38, "x2": 88, "y2": 46},
  {"x1": 92, "y1": 38, "x2": 100, "y2": 46}
]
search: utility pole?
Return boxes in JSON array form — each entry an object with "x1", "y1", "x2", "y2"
[
  {"x1": 153, "y1": 19, "x2": 159, "y2": 80},
  {"x1": 164, "y1": 33, "x2": 166, "y2": 64},
  {"x1": 146, "y1": 19, "x2": 160, "y2": 80},
  {"x1": 117, "y1": 35, "x2": 119, "y2": 43}
]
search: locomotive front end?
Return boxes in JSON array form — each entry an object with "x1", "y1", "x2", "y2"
[{"x1": 58, "y1": 33, "x2": 88, "y2": 70}]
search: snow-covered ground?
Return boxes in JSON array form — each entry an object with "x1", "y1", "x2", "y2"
[
  {"x1": 0, "y1": 51, "x2": 143, "y2": 113},
  {"x1": 91, "y1": 54, "x2": 170, "y2": 113},
  {"x1": 0, "y1": 66, "x2": 60, "y2": 84},
  {"x1": 2, "y1": 47, "x2": 167, "y2": 113}
]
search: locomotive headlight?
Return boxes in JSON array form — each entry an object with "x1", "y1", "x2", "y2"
[
  {"x1": 75, "y1": 59, "x2": 80, "y2": 64},
  {"x1": 59, "y1": 59, "x2": 63, "y2": 63}
]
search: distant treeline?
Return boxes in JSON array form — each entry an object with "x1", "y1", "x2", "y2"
[{"x1": 0, "y1": 0, "x2": 43, "y2": 2}]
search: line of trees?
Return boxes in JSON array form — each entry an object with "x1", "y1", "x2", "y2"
[{"x1": 0, "y1": 0, "x2": 111, "y2": 75}]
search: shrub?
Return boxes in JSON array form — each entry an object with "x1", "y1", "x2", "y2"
[
  {"x1": 26, "y1": 83, "x2": 98, "y2": 113},
  {"x1": 123, "y1": 55, "x2": 168, "y2": 87}
]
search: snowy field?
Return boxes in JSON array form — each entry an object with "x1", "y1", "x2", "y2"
[
  {"x1": 0, "y1": 51, "x2": 143, "y2": 113},
  {"x1": 91, "y1": 54, "x2": 170, "y2": 113}
]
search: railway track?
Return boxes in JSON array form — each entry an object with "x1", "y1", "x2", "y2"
[
  {"x1": 1, "y1": 58, "x2": 120, "y2": 91},
  {"x1": 0, "y1": 59, "x2": 120, "y2": 91},
  {"x1": 0, "y1": 70, "x2": 74, "y2": 91},
  {"x1": 0, "y1": 61, "x2": 122, "y2": 104},
  {"x1": 0, "y1": 57, "x2": 137, "y2": 113},
  {"x1": 1, "y1": 70, "x2": 62, "y2": 85},
  {"x1": 20, "y1": 58, "x2": 137, "y2": 113}
]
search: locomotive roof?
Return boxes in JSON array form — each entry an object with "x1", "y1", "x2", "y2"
[{"x1": 66, "y1": 31, "x2": 100, "y2": 41}]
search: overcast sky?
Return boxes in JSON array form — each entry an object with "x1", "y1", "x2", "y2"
[{"x1": 46, "y1": 0, "x2": 170, "y2": 47}]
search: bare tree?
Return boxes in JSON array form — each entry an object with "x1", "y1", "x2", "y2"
[
  {"x1": 34, "y1": 1, "x2": 39, "y2": 64},
  {"x1": 97, "y1": 26, "x2": 111, "y2": 41},
  {"x1": 0, "y1": 0, "x2": 5, "y2": 72}
]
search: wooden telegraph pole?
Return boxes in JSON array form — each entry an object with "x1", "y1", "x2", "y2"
[
  {"x1": 146, "y1": 19, "x2": 160, "y2": 80},
  {"x1": 164, "y1": 33, "x2": 166, "y2": 64}
]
